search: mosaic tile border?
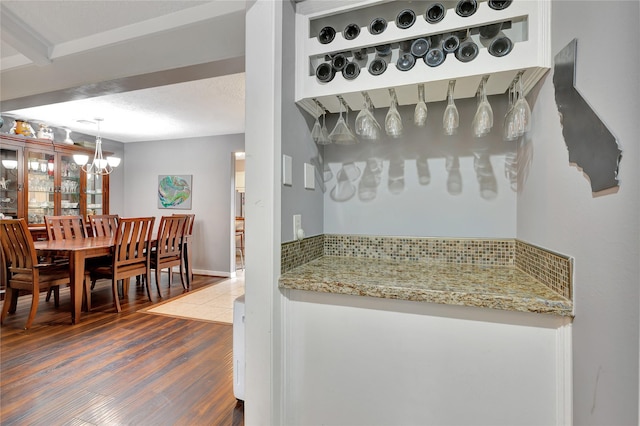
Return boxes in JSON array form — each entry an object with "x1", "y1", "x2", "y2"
[
  {"x1": 324, "y1": 234, "x2": 515, "y2": 266},
  {"x1": 280, "y1": 235, "x2": 572, "y2": 301},
  {"x1": 281, "y1": 234, "x2": 324, "y2": 273},
  {"x1": 515, "y1": 240, "x2": 573, "y2": 299}
]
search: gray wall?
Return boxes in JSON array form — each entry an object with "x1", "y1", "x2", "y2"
[
  {"x1": 123, "y1": 134, "x2": 244, "y2": 275},
  {"x1": 517, "y1": 1, "x2": 639, "y2": 423},
  {"x1": 322, "y1": 97, "x2": 517, "y2": 238},
  {"x1": 101, "y1": 138, "x2": 125, "y2": 216},
  {"x1": 280, "y1": 0, "x2": 324, "y2": 243}
]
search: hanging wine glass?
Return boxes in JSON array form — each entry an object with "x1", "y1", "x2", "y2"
[
  {"x1": 513, "y1": 75, "x2": 531, "y2": 136},
  {"x1": 329, "y1": 98, "x2": 358, "y2": 145},
  {"x1": 473, "y1": 77, "x2": 493, "y2": 137},
  {"x1": 443, "y1": 80, "x2": 459, "y2": 136},
  {"x1": 311, "y1": 103, "x2": 323, "y2": 143},
  {"x1": 318, "y1": 110, "x2": 331, "y2": 145},
  {"x1": 414, "y1": 84, "x2": 428, "y2": 127},
  {"x1": 503, "y1": 84, "x2": 517, "y2": 141},
  {"x1": 385, "y1": 88, "x2": 403, "y2": 138},
  {"x1": 355, "y1": 92, "x2": 381, "y2": 141}
]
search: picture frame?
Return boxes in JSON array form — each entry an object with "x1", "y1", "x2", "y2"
[{"x1": 158, "y1": 174, "x2": 192, "y2": 209}]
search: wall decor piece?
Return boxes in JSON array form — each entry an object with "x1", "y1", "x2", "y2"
[
  {"x1": 158, "y1": 175, "x2": 192, "y2": 209},
  {"x1": 553, "y1": 39, "x2": 622, "y2": 192}
]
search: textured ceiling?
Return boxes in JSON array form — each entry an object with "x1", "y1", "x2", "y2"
[
  {"x1": 0, "y1": 0, "x2": 246, "y2": 143},
  {"x1": 5, "y1": 72, "x2": 246, "y2": 143}
]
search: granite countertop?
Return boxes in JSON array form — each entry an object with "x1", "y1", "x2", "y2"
[{"x1": 278, "y1": 256, "x2": 573, "y2": 316}]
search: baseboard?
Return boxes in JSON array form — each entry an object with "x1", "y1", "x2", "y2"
[{"x1": 192, "y1": 268, "x2": 232, "y2": 278}]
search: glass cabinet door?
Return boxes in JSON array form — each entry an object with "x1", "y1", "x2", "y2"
[
  {"x1": 0, "y1": 146, "x2": 21, "y2": 219},
  {"x1": 85, "y1": 172, "x2": 104, "y2": 217},
  {"x1": 60, "y1": 153, "x2": 81, "y2": 217},
  {"x1": 26, "y1": 151, "x2": 55, "y2": 224}
]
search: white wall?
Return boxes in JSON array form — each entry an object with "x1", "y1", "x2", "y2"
[
  {"x1": 123, "y1": 134, "x2": 244, "y2": 276},
  {"x1": 284, "y1": 290, "x2": 569, "y2": 426},
  {"x1": 244, "y1": 0, "x2": 284, "y2": 423},
  {"x1": 517, "y1": 1, "x2": 640, "y2": 423}
]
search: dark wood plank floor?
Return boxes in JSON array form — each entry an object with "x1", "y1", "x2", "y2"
[{"x1": 0, "y1": 274, "x2": 244, "y2": 426}]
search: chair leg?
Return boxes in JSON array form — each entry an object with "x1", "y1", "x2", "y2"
[
  {"x1": 45, "y1": 287, "x2": 53, "y2": 302},
  {"x1": 8, "y1": 289, "x2": 19, "y2": 314},
  {"x1": 24, "y1": 290, "x2": 40, "y2": 330},
  {"x1": 178, "y1": 265, "x2": 187, "y2": 290},
  {"x1": 53, "y1": 287, "x2": 60, "y2": 308},
  {"x1": 0, "y1": 287, "x2": 14, "y2": 324},
  {"x1": 144, "y1": 273, "x2": 152, "y2": 302},
  {"x1": 180, "y1": 255, "x2": 189, "y2": 289},
  {"x1": 155, "y1": 267, "x2": 162, "y2": 296},
  {"x1": 186, "y1": 244, "x2": 193, "y2": 285},
  {"x1": 112, "y1": 278, "x2": 122, "y2": 313},
  {"x1": 237, "y1": 248, "x2": 245, "y2": 270}
]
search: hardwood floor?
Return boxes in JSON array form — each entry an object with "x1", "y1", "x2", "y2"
[{"x1": 0, "y1": 274, "x2": 244, "y2": 425}]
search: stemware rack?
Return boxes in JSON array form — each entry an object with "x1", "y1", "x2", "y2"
[{"x1": 295, "y1": 0, "x2": 550, "y2": 116}]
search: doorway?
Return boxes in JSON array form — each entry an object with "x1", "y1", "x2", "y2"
[{"x1": 234, "y1": 152, "x2": 245, "y2": 272}]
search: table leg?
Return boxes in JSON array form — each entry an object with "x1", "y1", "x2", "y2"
[{"x1": 69, "y1": 251, "x2": 86, "y2": 324}]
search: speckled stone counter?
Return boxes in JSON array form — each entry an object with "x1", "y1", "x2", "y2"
[{"x1": 278, "y1": 256, "x2": 573, "y2": 316}]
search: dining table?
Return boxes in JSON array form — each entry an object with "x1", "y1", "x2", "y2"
[{"x1": 34, "y1": 236, "x2": 114, "y2": 324}]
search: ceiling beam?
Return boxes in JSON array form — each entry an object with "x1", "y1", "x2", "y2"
[
  {"x1": 0, "y1": 56, "x2": 245, "y2": 111},
  {"x1": 0, "y1": 3, "x2": 52, "y2": 66}
]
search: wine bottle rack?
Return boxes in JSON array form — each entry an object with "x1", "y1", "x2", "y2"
[{"x1": 295, "y1": 0, "x2": 550, "y2": 116}]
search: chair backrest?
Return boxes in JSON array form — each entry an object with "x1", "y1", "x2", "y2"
[
  {"x1": 172, "y1": 213, "x2": 195, "y2": 236},
  {"x1": 89, "y1": 214, "x2": 119, "y2": 237},
  {"x1": 0, "y1": 219, "x2": 38, "y2": 277},
  {"x1": 45, "y1": 215, "x2": 87, "y2": 241},
  {"x1": 113, "y1": 217, "x2": 155, "y2": 269},
  {"x1": 156, "y1": 215, "x2": 187, "y2": 260}
]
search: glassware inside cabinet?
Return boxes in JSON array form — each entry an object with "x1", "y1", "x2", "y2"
[
  {"x1": 26, "y1": 152, "x2": 55, "y2": 224},
  {"x1": 86, "y1": 172, "x2": 103, "y2": 216},
  {"x1": 60, "y1": 154, "x2": 81, "y2": 215},
  {"x1": 0, "y1": 147, "x2": 19, "y2": 219}
]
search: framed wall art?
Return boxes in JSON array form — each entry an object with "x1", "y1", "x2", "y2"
[{"x1": 158, "y1": 174, "x2": 192, "y2": 209}]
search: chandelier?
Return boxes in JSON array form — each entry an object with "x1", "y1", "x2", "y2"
[{"x1": 73, "y1": 118, "x2": 120, "y2": 175}]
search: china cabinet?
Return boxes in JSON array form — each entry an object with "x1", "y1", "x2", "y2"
[
  {"x1": 0, "y1": 134, "x2": 110, "y2": 228},
  {"x1": 295, "y1": 0, "x2": 551, "y2": 115}
]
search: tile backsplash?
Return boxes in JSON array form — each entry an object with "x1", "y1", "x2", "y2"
[
  {"x1": 515, "y1": 240, "x2": 573, "y2": 299},
  {"x1": 281, "y1": 234, "x2": 324, "y2": 273},
  {"x1": 281, "y1": 234, "x2": 572, "y2": 300},
  {"x1": 324, "y1": 234, "x2": 515, "y2": 265}
]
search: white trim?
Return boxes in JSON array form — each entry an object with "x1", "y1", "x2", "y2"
[
  {"x1": 556, "y1": 318, "x2": 573, "y2": 425},
  {"x1": 244, "y1": 0, "x2": 283, "y2": 423}
]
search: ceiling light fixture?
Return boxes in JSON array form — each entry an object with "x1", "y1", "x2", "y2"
[{"x1": 73, "y1": 118, "x2": 120, "y2": 175}]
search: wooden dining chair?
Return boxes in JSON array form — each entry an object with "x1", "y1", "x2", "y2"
[
  {"x1": 43, "y1": 215, "x2": 88, "y2": 303},
  {"x1": 45, "y1": 215, "x2": 87, "y2": 241},
  {"x1": 88, "y1": 214, "x2": 119, "y2": 237},
  {"x1": 173, "y1": 213, "x2": 195, "y2": 288},
  {"x1": 0, "y1": 219, "x2": 74, "y2": 329},
  {"x1": 86, "y1": 214, "x2": 120, "y2": 296},
  {"x1": 151, "y1": 215, "x2": 188, "y2": 295},
  {"x1": 89, "y1": 217, "x2": 155, "y2": 313}
]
